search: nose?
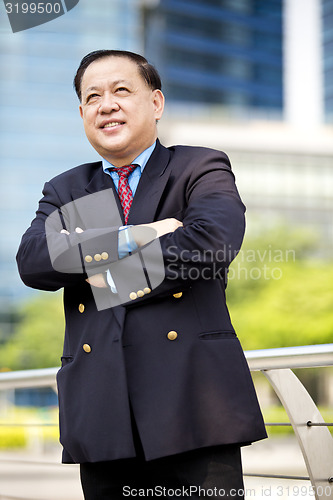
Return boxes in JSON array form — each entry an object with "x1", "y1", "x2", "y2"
[{"x1": 98, "y1": 93, "x2": 120, "y2": 114}]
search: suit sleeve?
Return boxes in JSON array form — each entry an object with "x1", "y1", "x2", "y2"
[
  {"x1": 166, "y1": 151, "x2": 244, "y2": 273},
  {"x1": 134, "y1": 149, "x2": 246, "y2": 301},
  {"x1": 16, "y1": 181, "x2": 120, "y2": 291}
]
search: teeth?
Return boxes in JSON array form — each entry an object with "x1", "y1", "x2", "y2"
[{"x1": 103, "y1": 122, "x2": 121, "y2": 128}]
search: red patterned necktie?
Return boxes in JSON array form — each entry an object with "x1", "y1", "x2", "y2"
[{"x1": 110, "y1": 164, "x2": 137, "y2": 223}]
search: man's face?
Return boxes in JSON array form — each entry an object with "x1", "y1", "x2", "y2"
[{"x1": 79, "y1": 56, "x2": 164, "y2": 166}]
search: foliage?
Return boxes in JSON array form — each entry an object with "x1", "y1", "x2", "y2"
[
  {"x1": 0, "y1": 407, "x2": 59, "y2": 449},
  {"x1": 0, "y1": 291, "x2": 64, "y2": 371},
  {"x1": 228, "y1": 260, "x2": 333, "y2": 350},
  {"x1": 227, "y1": 226, "x2": 333, "y2": 350},
  {"x1": 0, "y1": 427, "x2": 27, "y2": 449},
  {"x1": 261, "y1": 405, "x2": 333, "y2": 436},
  {"x1": 227, "y1": 223, "x2": 319, "y2": 304}
]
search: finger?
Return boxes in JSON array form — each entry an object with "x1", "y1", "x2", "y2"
[{"x1": 86, "y1": 274, "x2": 108, "y2": 288}]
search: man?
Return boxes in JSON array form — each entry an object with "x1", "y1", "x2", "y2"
[{"x1": 17, "y1": 50, "x2": 266, "y2": 499}]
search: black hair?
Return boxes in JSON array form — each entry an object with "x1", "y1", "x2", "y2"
[{"x1": 74, "y1": 49, "x2": 162, "y2": 101}]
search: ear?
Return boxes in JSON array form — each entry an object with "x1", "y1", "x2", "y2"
[
  {"x1": 152, "y1": 89, "x2": 165, "y2": 121},
  {"x1": 79, "y1": 104, "x2": 83, "y2": 119}
]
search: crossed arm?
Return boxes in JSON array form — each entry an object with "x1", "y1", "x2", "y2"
[
  {"x1": 60, "y1": 218, "x2": 183, "y2": 288},
  {"x1": 17, "y1": 150, "x2": 245, "y2": 297}
]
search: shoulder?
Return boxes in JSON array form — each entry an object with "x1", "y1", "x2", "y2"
[
  {"x1": 165, "y1": 144, "x2": 231, "y2": 166},
  {"x1": 160, "y1": 143, "x2": 232, "y2": 176},
  {"x1": 47, "y1": 161, "x2": 102, "y2": 188}
]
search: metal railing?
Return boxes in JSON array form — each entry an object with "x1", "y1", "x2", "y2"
[
  {"x1": 1, "y1": 343, "x2": 333, "y2": 500},
  {"x1": 247, "y1": 344, "x2": 333, "y2": 500}
]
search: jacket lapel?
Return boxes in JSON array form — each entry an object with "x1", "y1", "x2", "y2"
[
  {"x1": 127, "y1": 140, "x2": 171, "y2": 225},
  {"x1": 71, "y1": 162, "x2": 125, "y2": 228}
]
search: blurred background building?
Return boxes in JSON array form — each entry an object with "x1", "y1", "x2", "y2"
[
  {"x1": 144, "y1": 0, "x2": 284, "y2": 113},
  {"x1": 0, "y1": 0, "x2": 332, "y2": 337},
  {"x1": 323, "y1": 0, "x2": 333, "y2": 123}
]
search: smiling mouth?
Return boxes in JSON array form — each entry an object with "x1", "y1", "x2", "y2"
[{"x1": 102, "y1": 122, "x2": 125, "y2": 129}]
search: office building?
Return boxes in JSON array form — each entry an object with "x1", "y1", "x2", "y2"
[
  {"x1": 0, "y1": 0, "x2": 142, "y2": 335},
  {"x1": 322, "y1": 0, "x2": 333, "y2": 122},
  {"x1": 144, "y1": 0, "x2": 283, "y2": 113}
]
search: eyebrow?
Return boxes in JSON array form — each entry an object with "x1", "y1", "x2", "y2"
[{"x1": 84, "y1": 80, "x2": 131, "y2": 96}]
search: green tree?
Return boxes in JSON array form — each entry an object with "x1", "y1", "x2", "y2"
[
  {"x1": 229, "y1": 260, "x2": 333, "y2": 350},
  {"x1": 227, "y1": 226, "x2": 333, "y2": 350},
  {"x1": 0, "y1": 291, "x2": 64, "y2": 371}
]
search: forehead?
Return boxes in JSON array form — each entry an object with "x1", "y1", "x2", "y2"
[{"x1": 81, "y1": 56, "x2": 144, "y2": 90}]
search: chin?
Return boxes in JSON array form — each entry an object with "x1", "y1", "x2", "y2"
[{"x1": 100, "y1": 140, "x2": 128, "y2": 155}]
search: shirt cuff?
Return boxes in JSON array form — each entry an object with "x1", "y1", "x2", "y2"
[
  {"x1": 106, "y1": 269, "x2": 117, "y2": 293},
  {"x1": 118, "y1": 225, "x2": 138, "y2": 259},
  {"x1": 106, "y1": 226, "x2": 138, "y2": 293}
]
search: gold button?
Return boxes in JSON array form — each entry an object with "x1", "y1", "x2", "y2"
[
  {"x1": 129, "y1": 292, "x2": 137, "y2": 300},
  {"x1": 143, "y1": 287, "x2": 151, "y2": 294},
  {"x1": 137, "y1": 290, "x2": 144, "y2": 298},
  {"x1": 94, "y1": 253, "x2": 102, "y2": 262},
  {"x1": 101, "y1": 252, "x2": 109, "y2": 260},
  {"x1": 167, "y1": 331, "x2": 178, "y2": 341},
  {"x1": 78, "y1": 303, "x2": 85, "y2": 313},
  {"x1": 83, "y1": 344, "x2": 91, "y2": 353},
  {"x1": 173, "y1": 292, "x2": 183, "y2": 299},
  {"x1": 85, "y1": 255, "x2": 93, "y2": 263}
]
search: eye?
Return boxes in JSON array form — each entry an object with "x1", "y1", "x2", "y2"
[
  {"x1": 115, "y1": 87, "x2": 130, "y2": 94},
  {"x1": 86, "y1": 93, "x2": 100, "y2": 103}
]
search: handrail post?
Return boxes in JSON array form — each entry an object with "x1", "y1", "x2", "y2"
[{"x1": 263, "y1": 368, "x2": 333, "y2": 500}]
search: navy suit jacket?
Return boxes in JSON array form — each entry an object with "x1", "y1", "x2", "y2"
[{"x1": 17, "y1": 140, "x2": 267, "y2": 463}]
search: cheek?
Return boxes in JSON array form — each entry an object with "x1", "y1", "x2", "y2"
[
  {"x1": 135, "y1": 106, "x2": 156, "y2": 129},
  {"x1": 82, "y1": 112, "x2": 96, "y2": 131}
]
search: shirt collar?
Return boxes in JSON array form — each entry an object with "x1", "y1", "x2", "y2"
[{"x1": 102, "y1": 141, "x2": 156, "y2": 174}]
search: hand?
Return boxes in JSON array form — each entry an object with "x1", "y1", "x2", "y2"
[
  {"x1": 131, "y1": 218, "x2": 183, "y2": 247},
  {"x1": 86, "y1": 273, "x2": 108, "y2": 288},
  {"x1": 144, "y1": 218, "x2": 183, "y2": 238}
]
